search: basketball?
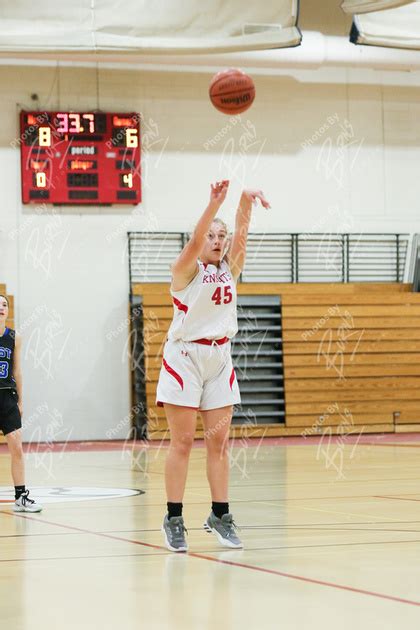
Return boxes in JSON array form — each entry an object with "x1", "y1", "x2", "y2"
[{"x1": 209, "y1": 68, "x2": 255, "y2": 115}]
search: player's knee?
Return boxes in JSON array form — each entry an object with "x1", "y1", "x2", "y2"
[
  {"x1": 172, "y1": 432, "x2": 195, "y2": 456},
  {"x1": 9, "y1": 441, "x2": 24, "y2": 459},
  {"x1": 206, "y1": 431, "x2": 229, "y2": 456}
]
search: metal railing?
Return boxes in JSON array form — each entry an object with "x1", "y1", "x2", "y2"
[
  {"x1": 409, "y1": 234, "x2": 420, "y2": 292},
  {"x1": 128, "y1": 232, "x2": 409, "y2": 284}
]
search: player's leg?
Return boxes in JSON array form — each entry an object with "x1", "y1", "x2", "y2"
[
  {"x1": 162, "y1": 403, "x2": 197, "y2": 552},
  {"x1": 164, "y1": 403, "x2": 198, "y2": 501},
  {"x1": 201, "y1": 405, "x2": 232, "y2": 502},
  {"x1": 6, "y1": 428, "x2": 25, "y2": 487},
  {"x1": 2, "y1": 387, "x2": 42, "y2": 512},
  {"x1": 5, "y1": 427, "x2": 42, "y2": 513},
  {"x1": 201, "y1": 405, "x2": 242, "y2": 548}
]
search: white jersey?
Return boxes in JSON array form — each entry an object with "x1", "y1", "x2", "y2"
[{"x1": 167, "y1": 259, "x2": 238, "y2": 342}]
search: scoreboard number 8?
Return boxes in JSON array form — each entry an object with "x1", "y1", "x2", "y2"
[{"x1": 39, "y1": 127, "x2": 51, "y2": 147}]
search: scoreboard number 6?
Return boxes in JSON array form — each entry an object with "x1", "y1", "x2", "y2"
[{"x1": 126, "y1": 129, "x2": 138, "y2": 147}]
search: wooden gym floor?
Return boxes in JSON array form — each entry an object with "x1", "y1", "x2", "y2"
[{"x1": 0, "y1": 433, "x2": 420, "y2": 629}]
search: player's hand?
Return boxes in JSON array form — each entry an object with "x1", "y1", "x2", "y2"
[
  {"x1": 209, "y1": 180, "x2": 229, "y2": 208},
  {"x1": 241, "y1": 189, "x2": 271, "y2": 209},
  {"x1": 18, "y1": 402, "x2": 23, "y2": 417}
]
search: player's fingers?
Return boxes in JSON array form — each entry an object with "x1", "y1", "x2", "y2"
[{"x1": 257, "y1": 191, "x2": 269, "y2": 204}]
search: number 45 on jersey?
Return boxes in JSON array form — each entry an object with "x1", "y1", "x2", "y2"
[{"x1": 211, "y1": 286, "x2": 233, "y2": 305}]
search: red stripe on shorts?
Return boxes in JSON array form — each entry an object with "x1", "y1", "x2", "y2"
[
  {"x1": 172, "y1": 297, "x2": 188, "y2": 314},
  {"x1": 229, "y1": 368, "x2": 236, "y2": 390},
  {"x1": 163, "y1": 358, "x2": 184, "y2": 390}
]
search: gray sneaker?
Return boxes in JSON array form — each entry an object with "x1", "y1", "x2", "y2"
[
  {"x1": 162, "y1": 515, "x2": 188, "y2": 552},
  {"x1": 204, "y1": 511, "x2": 243, "y2": 548},
  {"x1": 13, "y1": 490, "x2": 42, "y2": 513}
]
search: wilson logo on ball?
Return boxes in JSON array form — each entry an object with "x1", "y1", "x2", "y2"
[{"x1": 209, "y1": 68, "x2": 255, "y2": 115}]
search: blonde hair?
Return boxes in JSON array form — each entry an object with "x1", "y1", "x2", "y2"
[{"x1": 212, "y1": 217, "x2": 228, "y2": 233}]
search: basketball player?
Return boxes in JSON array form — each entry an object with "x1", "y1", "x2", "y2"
[
  {"x1": 0, "y1": 295, "x2": 42, "y2": 512},
  {"x1": 156, "y1": 180, "x2": 270, "y2": 551}
]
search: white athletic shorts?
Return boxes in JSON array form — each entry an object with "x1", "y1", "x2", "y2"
[{"x1": 156, "y1": 338, "x2": 241, "y2": 411}]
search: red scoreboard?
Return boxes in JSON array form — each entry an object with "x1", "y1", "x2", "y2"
[{"x1": 20, "y1": 111, "x2": 141, "y2": 205}]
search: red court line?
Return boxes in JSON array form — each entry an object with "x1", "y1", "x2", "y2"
[
  {"x1": 1, "y1": 510, "x2": 420, "y2": 608},
  {"x1": 369, "y1": 444, "x2": 420, "y2": 449},
  {"x1": 0, "y1": 510, "x2": 164, "y2": 551},
  {"x1": 2, "y1": 432, "x2": 419, "y2": 454},
  {"x1": 187, "y1": 552, "x2": 420, "y2": 607}
]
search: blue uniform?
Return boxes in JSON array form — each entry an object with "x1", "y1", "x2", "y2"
[{"x1": 0, "y1": 328, "x2": 21, "y2": 435}]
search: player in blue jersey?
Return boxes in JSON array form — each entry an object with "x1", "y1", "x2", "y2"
[{"x1": 0, "y1": 294, "x2": 42, "y2": 512}]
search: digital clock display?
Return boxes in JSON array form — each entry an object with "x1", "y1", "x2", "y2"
[{"x1": 20, "y1": 111, "x2": 141, "y2": 205}]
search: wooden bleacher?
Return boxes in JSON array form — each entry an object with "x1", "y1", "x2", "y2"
[
  {"x1": 133, "y1": 281, "x2": 420, "y2": 440},
  {"x1": 0, "y1": 283, "x2": 14, "y2": 444}
]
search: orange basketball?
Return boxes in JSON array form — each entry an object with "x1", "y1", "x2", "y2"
[{"x1": 209, "y1": 68, "x2": 255, "y2": 115}]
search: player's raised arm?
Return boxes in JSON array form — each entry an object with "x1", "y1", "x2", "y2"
[
  {"x1": 227, "y1": 189, "x2": 270, "y2": 281},
  {"x1": 171, "y1": 180, "x2": 229, "y2": 284}
]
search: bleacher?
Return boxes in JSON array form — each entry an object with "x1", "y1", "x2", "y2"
[{"x1": 133, "y1": 281, "x2": 420, "y2": 440}]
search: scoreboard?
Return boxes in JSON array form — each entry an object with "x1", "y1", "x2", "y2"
[{"x1": 20, "y1": 111, "x2": 141, "y2": 205}]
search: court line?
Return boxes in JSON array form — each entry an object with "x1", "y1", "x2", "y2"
[
  {"x1": 51, "y1": 493, "x2": 408, "y2": 506},
  {"x1": 1, "y1": 433, "x2": 418, "y2": 456},
  {"x1": 375, "y1": 495, "x2": 420, "y2": 503},
  {"x1": 220, "y1": 538, "x2": 420, "y2": 552},
  {"x1": 369, "y1": 444, "x2": 420, "y2": 449},
  {"x1": 189, "y1": 553, "x2": 420, "y2": 608},
  {"x1": 2, "y1": 535, "x2": 420, "y2": 564},
  {"x1": 294, "y1": 503, "x2": 404, "y2": 523},
  {"x1": 0, "y1": 552, "x2": 170, "y2": 563},
  {"x1": 1, "y1": 510, "x2": 420, "y2": 608},
  {"x1": 123, "y1": 475, "x2": 420, "y2": 487},
  {"x1": 0, "y1": 510, "x2": 165, "y2": 551},
  {"x1": 231, "y1": 482, "x2": 419, "y2": 490},
  {"x1": 3, "y1": 518, "x2": 420, "y2": 539},
  {"x1": 0, "y1": 494, "x2": 391, "y2": 510},
  {"x1": 2, "y1": 523, "x2": 420, "y2": 539}
]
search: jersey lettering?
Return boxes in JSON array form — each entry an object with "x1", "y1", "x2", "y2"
[
  {"x1": 203, "y1": 271, "x2": 231, "y2": 284},
  {"x1": 211, "y1": 286, "x2": 233, "y2": 305},
  {"x1": 0, "y1": 362, "x2": 9, "y2": 378}
]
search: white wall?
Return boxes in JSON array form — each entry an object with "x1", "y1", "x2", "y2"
[{"x1": 1, "y1": 62, "x2": 420, "y2": 440}]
